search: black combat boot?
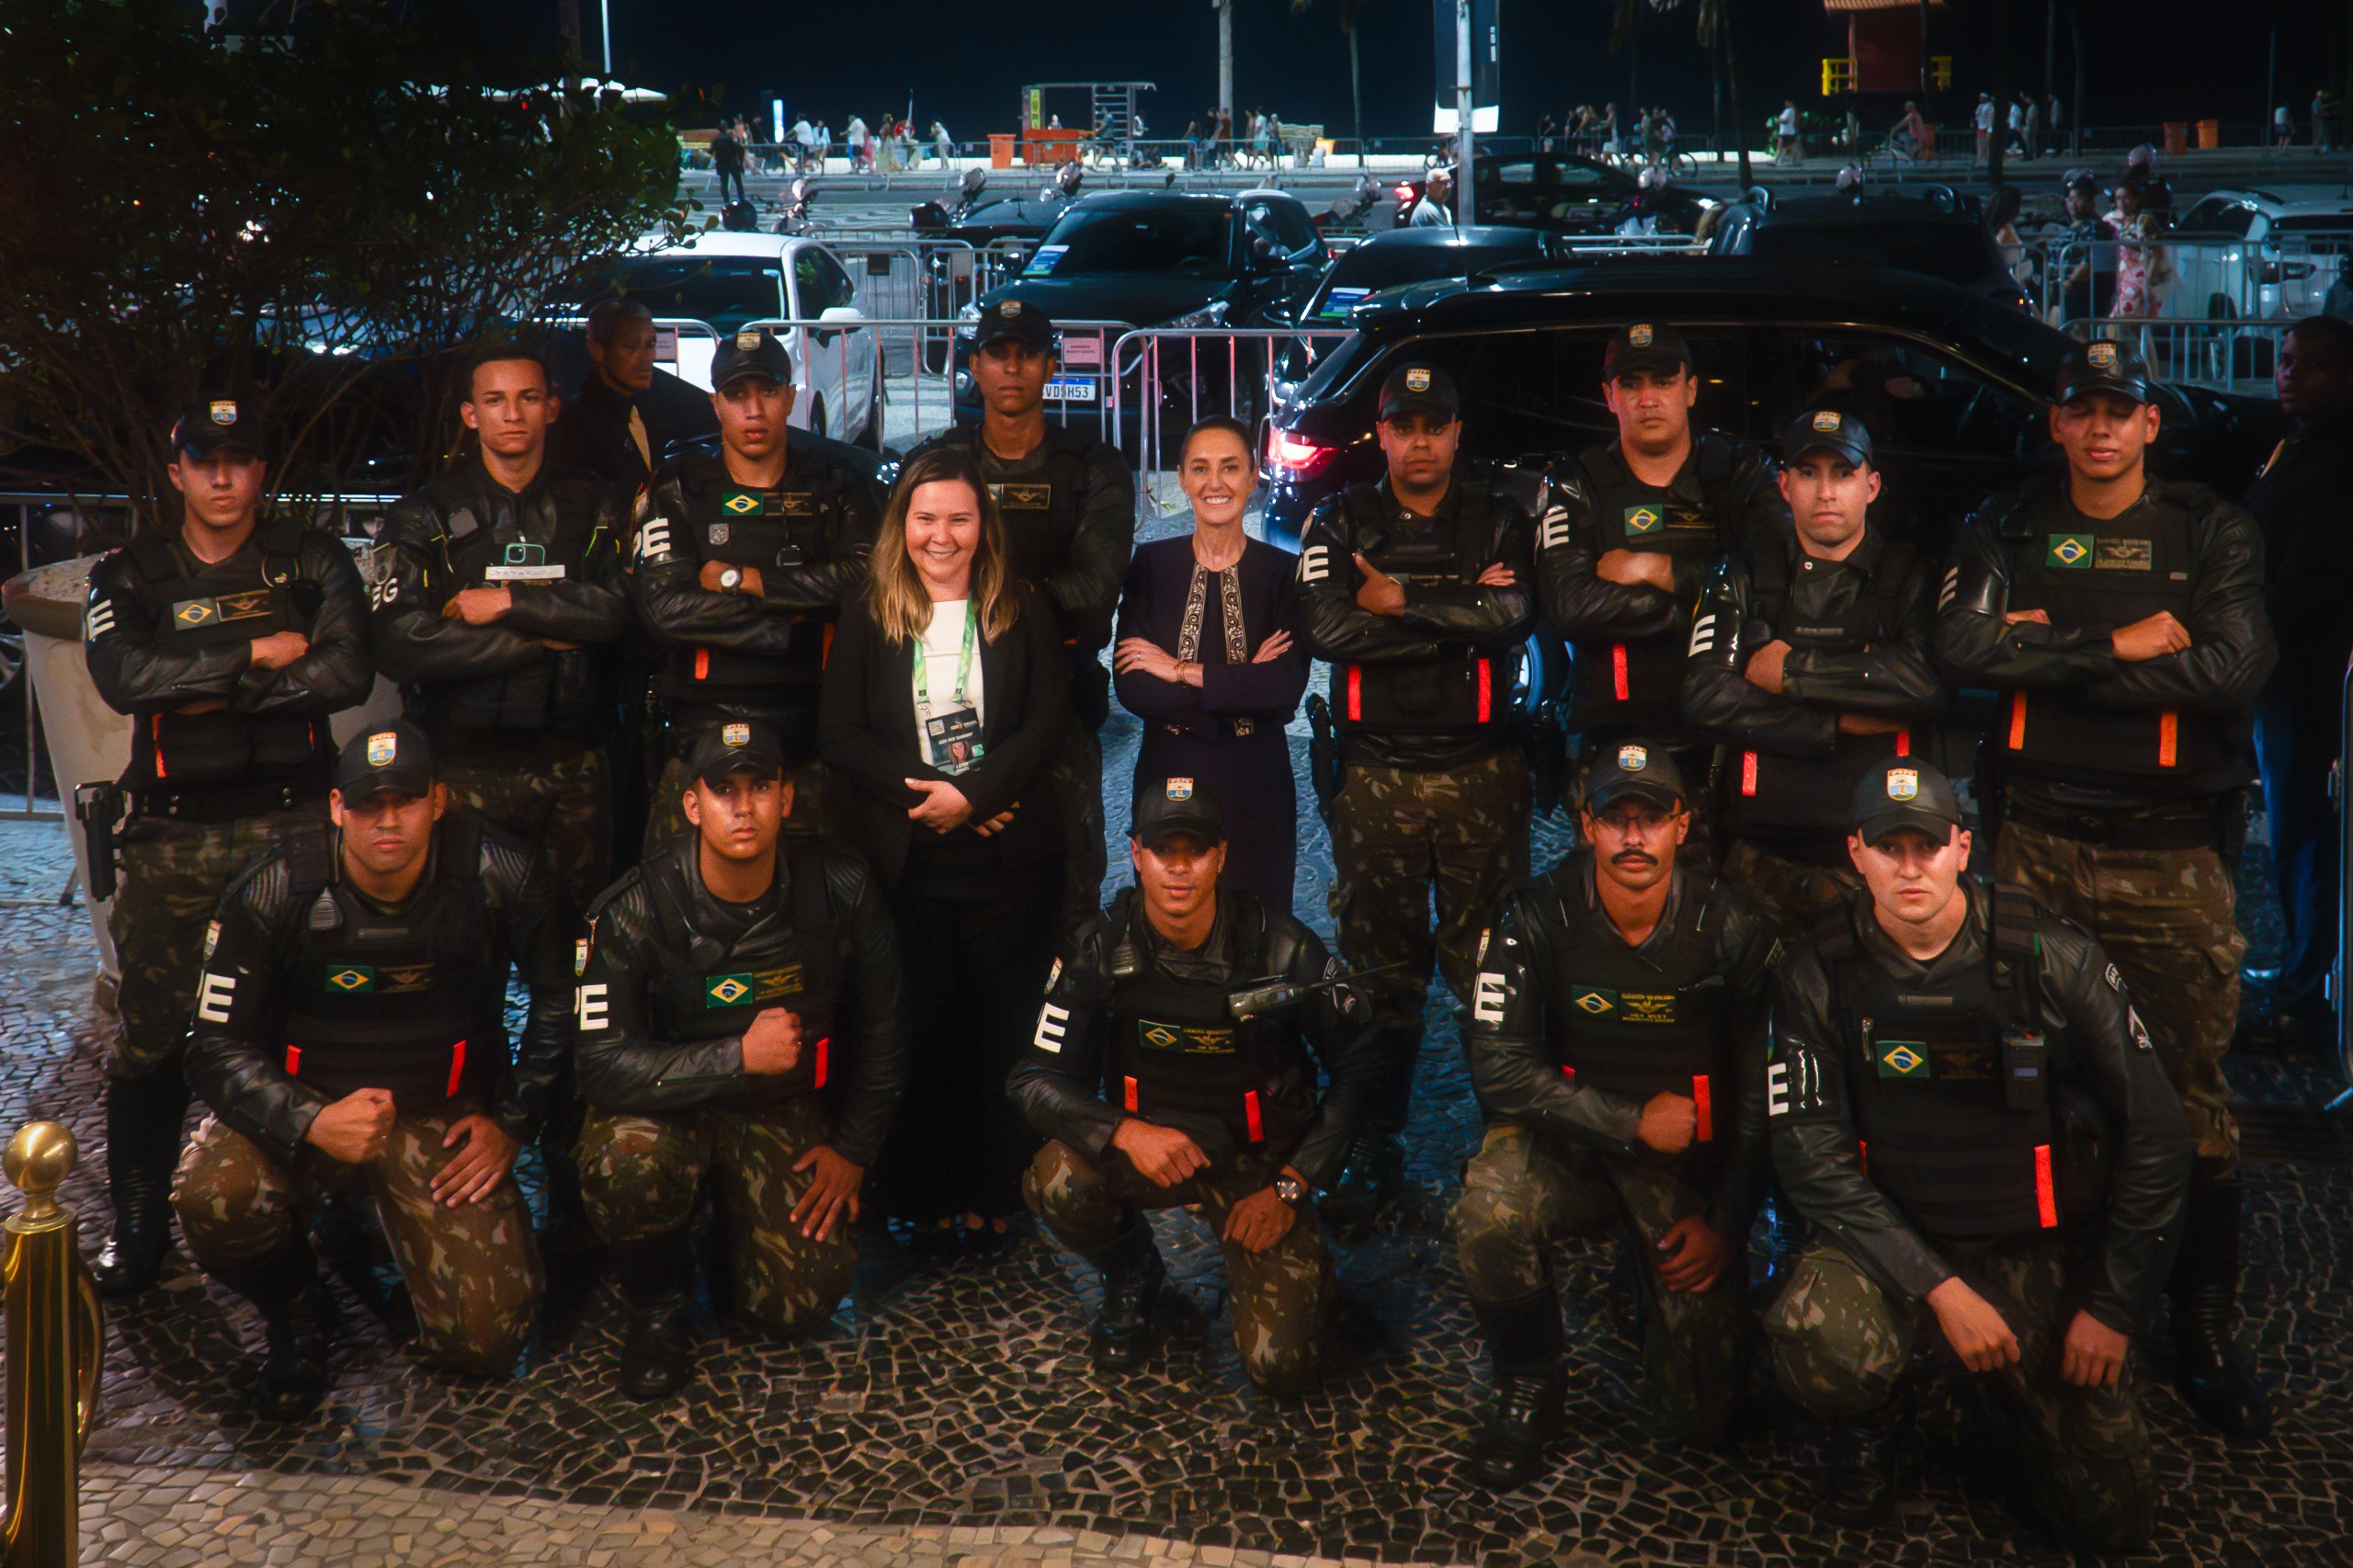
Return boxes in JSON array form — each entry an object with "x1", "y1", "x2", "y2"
[
  {"x1": 613, "y1": 1230, "x2": 698, "y2": 1402},
  {"x1": 1816, "y1": 1392, "x2": 1908, "y2": 1526},
  {"x1": 1469, "y1": 1288, "x2": 1568, "y2": 1492},
  {"x1": 209, "y1": 1244, "x2": 339, "y2": 1421},
  {"x1": 1081, "y1": 1221, "x2": 1165, "y2": 1371},
  {"x1": 2169, "y1": 1158, "x2": 2273, "y2": 1437},
  {"x1": 1318, "y1": 1131, "x2": 1405, "y2": 1236},
  {"x1": 92, "y1": 1075, "x2": 188, "y2": 1296}
]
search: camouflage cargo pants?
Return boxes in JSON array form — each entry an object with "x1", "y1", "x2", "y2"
[
  {"x1": 172, "y1": 1108, "x2": 540, "y2": 1377},
  {"x1": 1050, "y1": 718, "x2": 1108, "y2": 937},
  {"x1": 1764, "y1": 1233, "x2": 2155, "y2": 1554},
  {"x1": 1024, "y1": 1138, "x2": 1333, "y2": 1394},
  {"x1": 643, "y1": 754, "x2": 834, "y2": 859},
  {"x1": 109, "y1": 806, "x2": 325, "y2": 1079},
  {"x1": 1720, "y1": 839, "x2": 1862, "y2": 939},
  {"x1": 1995, "y1": 818, "x2": 2242, "y2": 1172},
  {"x1": 438, "y1": 743, "x2": 612, "y2": 919},
  {"x1": 1455, "y1": 1122, "x2": 1748, "y2": 1445},
  {"x1": 575, "y1": 1094, "x2": 855, "y2": 1339}
]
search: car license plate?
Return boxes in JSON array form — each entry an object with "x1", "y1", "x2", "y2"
[{"x1": 1043, "y1": 376, "x2": 1097, "y2": 403}]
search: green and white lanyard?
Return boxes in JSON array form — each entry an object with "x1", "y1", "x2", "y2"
[{"x1": 913, "y1": 606, "x2": 984, "y2": 776}]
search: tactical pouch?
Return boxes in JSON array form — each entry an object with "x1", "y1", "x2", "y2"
[
  {"x1": 2001, "y1": 1028, "x2": 2048, "y2": 1115},
  {"x1": 74, "y1": 782, "x2": 121, "y2": 902},
  {"x1": 1304, "y1": 693, "x2": 1342, "y2": 822},
  {"x1": 2053, "y1": 1083, "x2": 2114, "y2": 1229},
  {"x1": 1523, "y1": 699, "x2": 1569, "y2": 817}
]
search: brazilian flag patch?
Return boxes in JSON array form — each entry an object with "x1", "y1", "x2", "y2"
[
  {"x1": 2046, "y1": 533, "x2": 2095, "y2": 570},
  {"x1": 722, "y1": 492, "x2": 763, "y2": 516},
  {"x1": 325, "y1": 966, "x2": 375, "y2": 994},
  {"x1": 1622, "y1": 506, "x2": 1663, "y2": 537},
  {"x1": 707, "y1": 973, "x2": 756, "y2": 1006},
  {"x1": 703, "y1": 965, "x2": 803, "y2": 1008},
  {"x1": 1571, "y1": 986, "x2": 1620, "y2": 1017},
  {"x1": 1876, "y1": 1040, "x2": 1931, "y2": 1079}
]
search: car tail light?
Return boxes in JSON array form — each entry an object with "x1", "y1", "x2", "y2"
[
  {"x1": 1267, "y1": 428, "x2": 1337, "y2": 482},
  {"x1": 1394, "y1": 184, "x2": 1415, "y2": 204}
]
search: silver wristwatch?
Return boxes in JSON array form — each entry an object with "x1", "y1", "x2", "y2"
[
  {"x1": 1271, "y1": 1174, "x2": 1308, "y2": 1207},
  {"x1": 718, "y1": 565, "x2": 744, "y2": 592}
]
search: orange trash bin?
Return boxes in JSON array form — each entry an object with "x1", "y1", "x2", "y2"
[
  {"x1": 989, "y1": 132, "x2": 1017, "y2": 169},
  {"x1": 2163, "y1": 121, "x2": 2188, "y2": 156},
  {"x1": 2197, "y1": 119, "x2": 2220, "y2": 150}
]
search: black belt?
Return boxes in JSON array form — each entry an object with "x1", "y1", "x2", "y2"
[
  {"x1": 131, "y1": 779, "x2": 323, "y2": 824},
  {"x1": 2004, "y1": 794, "x2": 2219, "y2": 852}
]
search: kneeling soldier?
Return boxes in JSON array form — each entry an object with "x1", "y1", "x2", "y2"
[
  {"x1": 1011, "y1": 779, "x2": 1378, "y2": 1394},
  {"x1": 1762, "y1": 761, "x2": 2188, "y2": 1553},
  {"x1": 1456, "y1": 744, "x2": 1779, "y2": 1488},
  {"x1": 176, "y1": 722, "x2": 573, "y2": 1418},
  {"x1": 574, "y1": 721, "x2": 908, "y2": 1400}
]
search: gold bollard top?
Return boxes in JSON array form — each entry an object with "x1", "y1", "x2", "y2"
[{"x1": 6, "y1": 1121, "x2": 76, "y2": 1223}]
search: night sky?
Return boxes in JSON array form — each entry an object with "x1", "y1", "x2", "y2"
[{"x1": 460, "y1": 0, "x2": 2327, "y2": 150}]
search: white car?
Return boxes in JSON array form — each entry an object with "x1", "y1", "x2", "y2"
[
  {"x1": 2169, "y1": 188, "x2": 2353, "y2": 319},
  {"x1": 589, "y1": 232, "x2": 881, "y2": 443}
]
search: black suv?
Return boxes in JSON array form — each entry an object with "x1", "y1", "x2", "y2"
[
  {"x1": 1703, "y1": 186, "x2": 2028, "y2": 310},
  {"x1": 1393, "y1": 153, "x2": 1712, "y2": 236},
  {"x1": 1260, "y1": 260, "x2": 2279, "y2": 558}
]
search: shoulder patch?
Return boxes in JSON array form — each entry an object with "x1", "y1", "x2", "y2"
[
  {"x1": 2127, "y1": 1006, "x2": 2154, "y2": 1052},
  {"x1": 203, "y1": 920, "x2": 222, "y2": 960},
  {"x1": 1045, "y1": 957, "x2": 1063, "y2": 994}
]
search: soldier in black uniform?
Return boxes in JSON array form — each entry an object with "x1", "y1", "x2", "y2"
[
  {"x1": 1762, "y1": 762, "x2": 2189, "y2": 1552},
  {"x1": 1297, "y1": 362, "x2": 1539, "y2": 1224},
  {"x1": 632, "y1": 328, "x2": 882, "y2": 849},
  {"x1": 574, "y1": 722, "x2": 909, "y2": 1399},
  {"x1": 1683, "y1": 410, "x2": 1949, "y2": 934},
  {"x1": 1935, "y1": 340, "x2": 2277, "y2": 1437},
  {"x1": 909, "y1": 300, "x2": 1135, "y2": 929},
  {"x1": 1539, "y1": 322, "x2": 1789, "y2": 857},
  {"x1": 173, "y1": 722, "x2": 573, "y2": 1417},
  {"x1": 1455, "y1": 747, "x2": 1779, "y2": 1487},
  {"x1": 1010, "y1": 779, "x2": 1376, "y2": 1392},
  {"x1": 82, "y1": 397, "x2": 374, "y2": 1295}
]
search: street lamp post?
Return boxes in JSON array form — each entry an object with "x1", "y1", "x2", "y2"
[
  {"x1": 1455, "y1": 0, "x2": 1472, "y2": 225},
  {"x1": 600, "y1": 0, "x2": 611, "y2": 76},
  {"x1": 1215, "y1": 0, "x2": 1233, "y2": 132}
]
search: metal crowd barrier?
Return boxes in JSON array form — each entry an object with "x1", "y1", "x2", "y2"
[
  {"x1": 2028, "y1": 233, "x2": 2351, "y2": 324},
  {"x1": 2051, "y1": 317, "x2": 2291, "y2": 397},
  {"x1": 1105, "y1": 326, "x2": 1358, "y2": 511},
  {"x1": 0, "y1": 1121, "x2": 103, "y2": 1567}
]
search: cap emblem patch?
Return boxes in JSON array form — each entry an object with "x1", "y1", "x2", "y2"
[
  {"x1": 1813, "y1": 411, "x2": 1840, "y2": 432},
  {"x1": 2087, "y1": 342, "x2": 2118, "y2": 369},
  {"x1": 204, "y1": 920, "x2": 222, "y2": 960},
  {"x1": 209, "y1": 400, "x2": 237, "y2": 425},
  {"x1": 1629, "y1": 324, "x2": 1654, "y2": 347},
  {"x1": 735, "y1": 328, "x2": 761, "y2": 350},
  {"x1": 1001, "y1": 300, "x2": 1022, "y2": 317},
  {"x1": 722, "y1": 722, "x2": 752, "y2": 747},
  {"x1": 366, "y1": 732, "x2": 396, "y2": 767},
  {"x1": 1887, "y1": 767, "x2": 1919, "y2": 801},
  {"x1": 1166, "y1": 778, "x2": 1194, "y2": 801},
  {"x1": 1617, "y1": 744, "x2": 1648, "y2": 770},
  {"x1": 1404, "y1": 368, "x2": 1431, "y2": 392},
  {"x1": 574, "y1": 938, "x2": 591, "y2": 977}
]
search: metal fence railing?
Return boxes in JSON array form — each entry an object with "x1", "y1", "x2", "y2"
[
  {"x1": 1107, "y1": 326, "x2": 1358, "y2": 512},
  {"x1": 2056, "y1": 316, "x2": 2291, "y2": 396},
  {"x1": 2018, "y1": 233, "x2": 2353, "y2": 326}
]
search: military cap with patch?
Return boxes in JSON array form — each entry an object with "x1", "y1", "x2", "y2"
[
  {"x1": 334, "y1": 720, "x2": 436, "y2": 801},
  {"x1": 686, "y1": 718, "x2": 787, "y2": 787},
  {"x1": 170, "y1": 396, "x2": 267, "y2": 461},
  {"x1": 1377, "y1": 362, "x2": 1460, "y2": 423},
  {"x1": 971, "y1": 295, "x2": 1056, "y2": 352},
  {"x1": 2053, "y1": 338, "x2": 2153, "y2": 407},
  {"x1": 1131, "y1": 776, "x2": 1226, "y2": 847},
  {"x1": 1781, "y1": 406, "x2": 1874, "y2": 469},
  {"x1": 1851, "y1": 759, "x2": 1965, "y2": 846},
  {"x1": 710, "y1": 326, "x2": 794, "y2": 390},
  {"x1": 1603, "y1": 320, "x2": 1693, "y2": 380},
  {"x1": 1581, "y1": 741, "x2": 1688, "y2": 812}
]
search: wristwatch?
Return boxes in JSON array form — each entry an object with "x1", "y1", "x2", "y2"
[
  {"x1": 1271, "y1": 1173, "x2": 1308, "y2": 1207},
  {"x1": 717, "y1": 565, "x2": 744, "y2": 592}
]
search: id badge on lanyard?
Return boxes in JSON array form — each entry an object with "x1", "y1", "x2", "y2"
[{"x1": 914, "y1": 610, "x2": 985, "y2": 778}]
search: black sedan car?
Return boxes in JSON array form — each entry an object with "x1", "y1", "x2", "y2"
[
  {"x1": 1703, "y1": 187, "x2": 2029, "y2": 310},
  {"x1": 1259, "y1": 259, "x2": 2279, "y2": 559},
  {"x1": 1392, "y1": 153, "x2": 1712, "y2": 236},
  {"x1": 1293, "y1": 225, "x2": 1566, "y2": 326}
]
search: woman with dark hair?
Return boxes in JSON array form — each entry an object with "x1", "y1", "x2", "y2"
[
  {"x1": 1112, "y1": 416, "x2": 1309, "y2": 910},
  {"x1": 820, "y1": 447, "x2": 1070, "y2": 1250}
]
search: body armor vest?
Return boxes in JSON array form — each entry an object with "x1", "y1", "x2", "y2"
[
  {"x1": 1327, "y1": 474, "x2": 1522, "y2": 739},
  {"x1": 1100, "y1": 891, "x2": 1313, "y2": 1149},
  {"x1": 124, "y1": 521, "x2": 329, "y2": 790},
  {"x1": 1566, "y1": 439, "x2": 1747, "y2": 729},
  {"x1": 1817, "y1": 886, "x2": 2062, "y2": 1242},
  {"x1": 429, "y1": 484, "x2": 603, "y2": 733},
  {"x1": 1996, "y1": 489, "x2": 2239, "y2": 793},
  {"x1": 657, "y1": 455, "x2": 846, "y2": 699},
  {"x1": 1724, "y1": 539, "x2": 1921, "y2": 841},
  {"x1": 972, "y1": 431, "x2": 1092, "y2": 608},
  {"x1": 278, "y1": 814, "x2": 494, "y2": 1111},
  {"x1": 642, "y1": 840, "x2": 847, "y2": 1101}
]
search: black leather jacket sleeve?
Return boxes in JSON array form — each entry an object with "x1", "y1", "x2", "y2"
[
  {"x1": 1707, "y1": 891, "x2": 1783, "y2": 1236},
  {"x1": 1005, "y1": 916, "x2": 1123, "y2": 1159},
  {"x1": 481, "y1": 833, "x2": 577, "y2": 1142},
  {"x1": 630, "y1": 472, "x2": 878, "y2": 655},
  {"x1": 495, "y1": 481, "x2": 632, "y2": 647},
  {"x1": 245, "y1": 535, "x2": 376, "y2": 715},
  {"x1": 1934, "y1": 503, "x2": 2126, "y2": 689},
  {"x1": 2079, "y1": 486, "x2": 2276, "y2": 714},
  {"x1": 1297, "y1": 493, "x2": 1537, "y2": 665},
  {"x1": 1274, "y1": 922, "x2": 1381, "y2": 1189},
  {"x1": 1536, "y1": 462, "x2": 1682, "y2": 642},
  {"x1": 183, "y1": 858, "x2": 336, "y2": 1158},
  {"x1": 371, "y1": 494, "x2": 551, "y2": 686},
  {"x1": 1049, "y1": 443, "x2": 1137, "y2": 648}
]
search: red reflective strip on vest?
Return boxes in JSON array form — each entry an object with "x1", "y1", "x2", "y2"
[
  {"x1": 1346, "y1": 665, "x2": 1362, "y2": 722},
  {"x1": 1611, "y1": 642, "x2": 1631, "y2": 702},
  {"x1": 2157, "y1": 710, "x2": 2178, "y2": 767},
  {"x1": 1692, "y1": 1074, "x2": 1713, "y2": 1142},
  {"x1": 446, "y1": 1039, "x2": 468, "y2": 1100},
  {"x1": 694, "y1": 646, "x2": 710, "y2": 681},
  {"x1": 1558, "y1": 1062, "x2": 1576, "y2": 1081},
  {"x1": 1122, "y1": 1075, "x2": 1140, "y2": 1113},
  {"x1": 152, "y1": 716, "x2": 168, "y2": 778},
  {"x1": 1857, "y1": 1138, "x2": 1868, "y2": 1176},
  {"x1": 1894, "y1": 727, "x2": 1911, "y2": 758},
  {"x1": 822, "y1": 621, "x2": 835, "y2": 668},
  {"x1": 1245, "y1": 1090, "x2": 1264, "y2": 1143},
  {"x1": 283, "y1": 1044, "x2": 301, "y2": 1077},
  {"x1": 1476, "y1": 659, "x2": 1492, "y2": 724},
  {"x1": 2034, "y1": 1143, "x2": 2059, "y2": 1228},
  {"x1": 2007, "y1": 691, "x2": 2028, "y2": 751},
  {"x1": 1740, "y1": 751, "x2": 1759, "y2": 796},
  {"x1": 813, "y1": 1037, "x2": 830, "y2": 1089}
]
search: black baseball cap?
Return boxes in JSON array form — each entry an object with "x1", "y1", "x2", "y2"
[
  {"x1": 971, "y1": 296, "x2": 1055, "y2": 353},
  {"x1": 1581, "y1": 741, "x2": 1688, "y2": 813},
  {"x1": 2053, "y1": 339, "x2": 2153, "y2": 406},
  {"x1": 170, "y1": 397, "x2": 266, "y2": 461},
  {"x1": 1603, "y1": 321, "x2": 1693, "y2": 381},
  {"x1": 710, "y1": 327, "x2": 794, "y2": 390},
  {"x1": 1851, "y1": 760, "x2": 1965, "y2": 846},
  {"x1": 1377, "y1": 362, "x2": 1460, "y2": 424},
  {"x1": 1782, "y1": 406, "x2": 1875, "y2": 469},
  {"x1": 1130, "y1": 776, "x2": 1226, "y2": 847},
  {"x1": 334, "y1": 720, "x2": 435, "y2": 801},
  {"x1": 686, "y1": 719, "x2": 787, "y2": 787}
]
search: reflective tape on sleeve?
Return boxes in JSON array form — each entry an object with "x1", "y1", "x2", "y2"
[{"x1": 2034, "y1": 1142, "x2": 2058, "y2": 1228}]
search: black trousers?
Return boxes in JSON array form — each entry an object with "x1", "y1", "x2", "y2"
[{"x1": 2256, "y1": 690, "x2": 2336, "y2": 1015}]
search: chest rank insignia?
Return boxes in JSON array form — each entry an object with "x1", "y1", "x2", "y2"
[
  {"x1": 708, "y1": 974, "x2": 755, "y2": 1006},
  {"x1": 1141, "y1": 1021, "x2": 1233, "y2": 1054},
  {"x1": 1573, "y1": 987, "x2": 1619, "y2": 1016},
  {"x1": 2047, "y1": 533, "x2": 2094, "y2": 570},
  {"x1": 1622, "y1": 505, "x2": 1663, "y2": 537},
  {"x1": 327, "y1": 967, "x2": 375, "y2": 994},
  {"x1": 2095, "y1": 538, "x2": 2152, "y2": 571},
  {"x1": 995, "y1": 483, "x2": 1051, "y2": 511},
  {"x1": 1877, "y1": 1040, "x2": 1930, "y2": 1079},
  {"x1": 722, "y1": 492, "x2": 764, "y2": 516}
]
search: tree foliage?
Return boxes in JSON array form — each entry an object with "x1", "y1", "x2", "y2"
[{"x1": 0, "y1": 0, "x2": 686, "y2": 526}]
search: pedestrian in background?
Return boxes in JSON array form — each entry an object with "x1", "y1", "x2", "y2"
[
  {"x1": 1973, "y1": 92, "x2": 1994, "y2": 163},
  {"x1": 710, "y1": 125, "x2": 747, "y2": 208},
  {"x1": 932, "y1": 120, "x2": 954, "y2": 165},
  {"x1": 2277, "y1": 103, "x2": 2295, "y2": 152},
  {"x1": 1112, "y1": 417, "x2": 1308, "y2": 913}
]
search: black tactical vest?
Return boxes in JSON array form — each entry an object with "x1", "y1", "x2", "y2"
[
  {"x1": 1816, "y1": 886, "x2": 2061, "y2": 1242},
  {"x1": 1995, "y1": 487, "x2": 2238, "y2": 793},
  {"x1": 1724, "y1": 538, "x2": 1922, "y2": 839},
  {"x1": 278, "y1": 813, "x2": 494, "y2": 1111},
  {"x1": 123, "y1": 521, "x2": 330, "y2": 791},
  {"x1": 658, "y1": 455, "x2": 848, "y2": 696},
  {"x1": 1326, "y1": 472, "x2": 1522, "y2": 739},
  {"x1": 1100, "y1": 891, "x2": 1313, "y2": 1149},
  {"x1": 1565, "y1": 438, "x2": 1749, "y2": 729},
  {"x1": 973, "y1": 430, "x2": 1093, "y2": 603},
  {"x1": 430, "y1": 482, "x2": 605, "y2": 733},
  {"x1": 642, "y1": 840, "x2": 847, "y2": 1100}
]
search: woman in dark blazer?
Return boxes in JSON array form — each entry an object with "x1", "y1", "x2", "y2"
[
  {"x1": 820, "y1": 445, "x2": 1070, "y2": 1250},
  {"x1": 1113, "y1": 416, "x2": 1309, "y2": 910}
]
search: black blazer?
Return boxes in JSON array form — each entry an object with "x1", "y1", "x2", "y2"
[{"x1": 819, "y1": 588, "x2": 1070, "y2": 888}]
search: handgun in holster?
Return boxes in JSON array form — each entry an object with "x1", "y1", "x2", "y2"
[
  {"x1": 1523, "y1": 699, "x2": 1569, "y2": 818},
  {"x1": 1304, "y1": 692, "x2": 1344, "y2": 824},
  {"x1": 74, "y1": 781, "x2": 123, "y2": 903}
]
